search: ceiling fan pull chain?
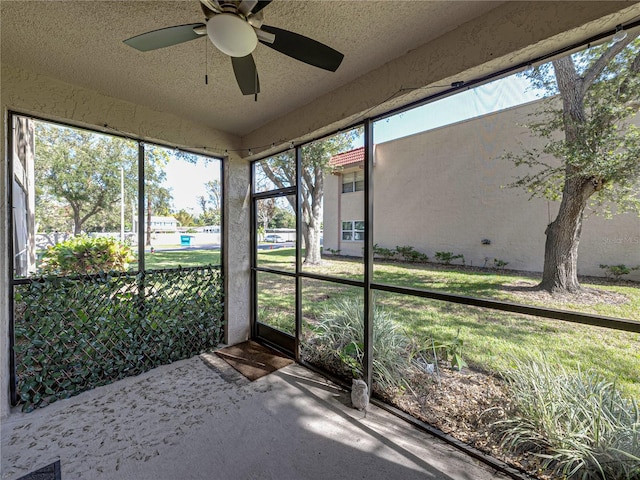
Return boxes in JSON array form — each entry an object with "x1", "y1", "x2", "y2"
[
  {"x1": 205, "y1": 39, "x2": 209, "y2": 85},
  {"x1": 254, "y1": 67, "x2": 258, "y2": 101}
]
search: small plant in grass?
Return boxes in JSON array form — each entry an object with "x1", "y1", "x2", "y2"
[
  {"x1": 493, "y1": 259, "x2": 509, "y2": 269},
  {"x1": 599, "y1": 264, "x2": 639, "y2": 280},
  {"x1": 324, "y1": 247, "x2": 341, "y2": 255},
  {"x1": 495, "y1": 354, "x2": 640, "y2": 479},
  {"x1": 433, "y1": 329, "x2": 467, "y2": 371},
  {"x1": 395, "y1": 245, "x2": 429, "y2": 263},
  {"x1": 40, "y1": 235, "x2": 135, "y2": 275},
  {"x1": 373, "y1": 244, "x2": 396, "y2": 260},
  {"x1": 309, "y1": 297, "x2": 412, "y2": 391}
]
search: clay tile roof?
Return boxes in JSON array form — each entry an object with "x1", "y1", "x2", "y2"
[{"x1": 329, "y1": 147, "x2": 364, "y2": 168}]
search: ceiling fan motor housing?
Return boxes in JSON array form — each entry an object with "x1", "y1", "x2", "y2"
[{"x1": 207, "y1": 13, "x2": 258, "y2": 57}]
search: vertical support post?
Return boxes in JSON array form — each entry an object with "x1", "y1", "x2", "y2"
[
  {"x1": 250, "y1": 159, "x2": 257, "y2": 340},
  {"x1": 295, "y1": 145, "x2": 302, "y2": 362},
  {"x1": 363, "y1": 119, "x2": 374, "y2": 393},
  {"x1": 137, "y1": 142, "x2": 146, "y2": 319},
  {"x1": 120, "y1": 166, "x2": 125, "y2": 243},
  {"x1": 7, "y1": 113, "x2": 17, "y2": 406},
  {"x1": 137, "y1": 142, "x2": 145, "y2": 271}
]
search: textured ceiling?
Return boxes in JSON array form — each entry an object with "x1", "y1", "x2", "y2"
[{"x1": 0, "y1": 0, "x2": 504, "y2": 137}]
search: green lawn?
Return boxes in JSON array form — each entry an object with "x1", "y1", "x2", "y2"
[
  {"x1": 257, "y1": 250, "x2": 640, "y2": 398},
  {"x1": 142, "y1": 249, "x2": 221, "y2": 270}
]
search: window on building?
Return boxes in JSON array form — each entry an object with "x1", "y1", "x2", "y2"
[
  {"x1": 342, "y1": 221, "x2": 365, "y2": 241},
  {"x1": 342, "y1": 170, "x2": 364, "y2": 193}
]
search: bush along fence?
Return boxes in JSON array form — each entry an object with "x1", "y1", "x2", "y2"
[{"x1": 12, "y1": 265, "x2": 224, "y2": 411}]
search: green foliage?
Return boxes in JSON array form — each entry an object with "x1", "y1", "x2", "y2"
[
  {"x1": 494, "y1": 258, "x2": 509, "y2": 269},
  {"x1": 395, "y1": 245, "x2": 429, "y2": 263},
  {"x1": 324, "y1": 248, "x2": 341, "y2": 255},
  {"x1": 373, "y1": 244, "x2": 397, "y2": 260},
  {"x1": 496, "y1": 355, "x2": 640, "y2": 479},
  {"x1": 40, "y1": 236, "x2": 134, "y2": 275},
  {"x1": 174, "y1": 209, "x2": 196, "y2": 227},
  {"x1": 34, "y1": 121, "x2": 175, "y2": 235},
  {"x1": 506, "y1": 38, "x2": 640, "y2": 216},
  {"x1": 434, "y1": 251, "x2": 465, "y2": 265},
  {"x1": 600, "y1": 264, "x2": 640, "y2": 280},
  {"x1": 309, "y1": 297, "x2": 412, "y2": 391},
  {"x1": 13, "y1": 266, "x2": 224, "y2": 411},
  {"x1": 271, "y1": 207, "x2": 295, "y2": 229},
  {"x1": 35, "y1": 122, "x2": 138, "y2": 234},
  {"x1": 433, "y1": 330, "x2": 467, "y2": 371}
]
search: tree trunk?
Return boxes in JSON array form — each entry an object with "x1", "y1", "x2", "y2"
[
  {"x1": 539, "y1": 57, "x2": 594, "y2": 293},
  {"x1": 73, "y1": 212, "x2": 82, "y2": 235},
  {"x1": 539, "y1": 174, "x2": 594, "y2": 292},
  {"x1": 302, "y1": 220, "x2": 322, "y2": 265}
]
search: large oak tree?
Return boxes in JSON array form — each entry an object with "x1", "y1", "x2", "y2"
[
  {"x1": 506, "y1": 35, "x2": 640, "y2": 293},
  {"x1": 35, "y1": 123, "x2": 172, "y2": 238}
]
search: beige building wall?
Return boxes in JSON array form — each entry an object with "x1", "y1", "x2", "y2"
[{"x1": 324, "y1": 101, "x2": 640, "y2": 280}]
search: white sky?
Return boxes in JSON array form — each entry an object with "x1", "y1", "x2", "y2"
[
  {"x1": 163, "y1": 156, "x2": 222, "y2": 213},
  {"x1": 373, "y1": 74, "x2": 544, "y2": 144}
]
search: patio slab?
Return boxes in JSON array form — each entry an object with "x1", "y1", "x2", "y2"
[{"x1": 1, "y1": 353, "x2": 509, "y2": 480}]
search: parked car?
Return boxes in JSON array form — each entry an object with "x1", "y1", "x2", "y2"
[{"x1": 264, "y1": 234, "x2": 285, "y2": 243}]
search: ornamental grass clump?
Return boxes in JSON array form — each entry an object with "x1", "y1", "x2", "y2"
[
  {"x1": 309, "y1": 297, "x2": 412, "y2": 391},
  {"x1": 496, "y1": 355, "x2": 640, "y2": 479}
]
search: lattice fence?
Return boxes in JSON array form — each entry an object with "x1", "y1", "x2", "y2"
[{"x1": 13, "y1": 266, "x2": 224, "y2": 411}]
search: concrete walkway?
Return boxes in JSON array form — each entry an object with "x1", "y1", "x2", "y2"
[{"x1": 1, "y1": 354, "x2": 509, "y2": 480}]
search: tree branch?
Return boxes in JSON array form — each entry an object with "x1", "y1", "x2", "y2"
[{"x1": 582, "y1": 34, "x2": 635, "y2": 91}]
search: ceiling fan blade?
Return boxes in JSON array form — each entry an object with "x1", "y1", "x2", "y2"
[
  {"x1": 231, "y1": 55, "x2": 260, "y2": 95},
  {"x1": 251, "y1": 1, "x2": 272, "y2": 14},
  {"x1": 259, "y1": 25, "x2": 344, "y2": 72},
  {"x1": 124, "y1": 23, "x2": 206, "y2": 52},
  {"x1": 238, "y1": 0, "x2": 259, "y2": 16}
]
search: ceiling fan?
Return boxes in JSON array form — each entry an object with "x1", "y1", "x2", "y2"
[{"x1": 123, "y1": 0, "x2": 344, "y2": 97}]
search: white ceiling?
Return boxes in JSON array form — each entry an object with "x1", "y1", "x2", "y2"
[{"x1": 0, "y1": 0, "x2": 505, "y2": 137}]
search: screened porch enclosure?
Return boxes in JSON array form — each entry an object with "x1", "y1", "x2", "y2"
[
  {"x1": 2, "y1": 2, "x2": 640, "y2": 480},
  {"x1": 8, "y1": 115, "x2": 225, "y2": 411}
]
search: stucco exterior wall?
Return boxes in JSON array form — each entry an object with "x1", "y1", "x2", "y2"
[
  {"x1": 324, "y1": 101, "x2": 640, "y2": 280},
  {"x1": 0, "y1": 64, "x2": 246, "y2": 419}
]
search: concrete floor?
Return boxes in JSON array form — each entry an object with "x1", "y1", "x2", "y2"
[{"x1": 1, "y1": 354, "x2": 509, "y2": 480}]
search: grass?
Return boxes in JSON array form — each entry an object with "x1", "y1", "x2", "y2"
[
  {"x1": 142, "y1": 249, "x2": 221, "y2": 270},
  {"x1": 256, "y1": 250, "x2": 640, "y2": 399}
]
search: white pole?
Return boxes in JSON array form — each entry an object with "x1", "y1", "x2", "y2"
[{"x1": 120, "y1": 166, "x2": 125, "y2": 242}]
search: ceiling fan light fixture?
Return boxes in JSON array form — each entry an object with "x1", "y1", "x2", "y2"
[{"x1": 207, "y1": 13, "x2": 258, "y2": 57}]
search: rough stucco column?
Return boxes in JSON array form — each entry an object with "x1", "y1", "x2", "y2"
[
  {"x1": 0, "y1": 112, "x2": 9, "y2": 419},
  {"x1": 223, "y1": 152, "x2": 251, "y2": 345}
]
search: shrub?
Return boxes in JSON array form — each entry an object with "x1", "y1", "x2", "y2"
[
  {"x1": 308, "y1": 297, "x2": 412, "y2": 391},
  {"x1": 493, "y1": 258, "x2": 509, "y2": 269},
  {"x1": 434, "y1": 251, "x2": 465, "y2": 265},
  {"x1": 373, "y1": 244, "x2": 396, "y2": 260},
  {"x1": 395, "y1": 245, "x2": 428, "y2": 263},
  {"x1": 40, "y1": 236, "x2": 135, "y2": 275},
  {"x1": 496, "y1": 355, "x2": 640, "y2": 479},
  {"x1": 599, "y1": 264, "x2": 639, "y2": 280}
]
